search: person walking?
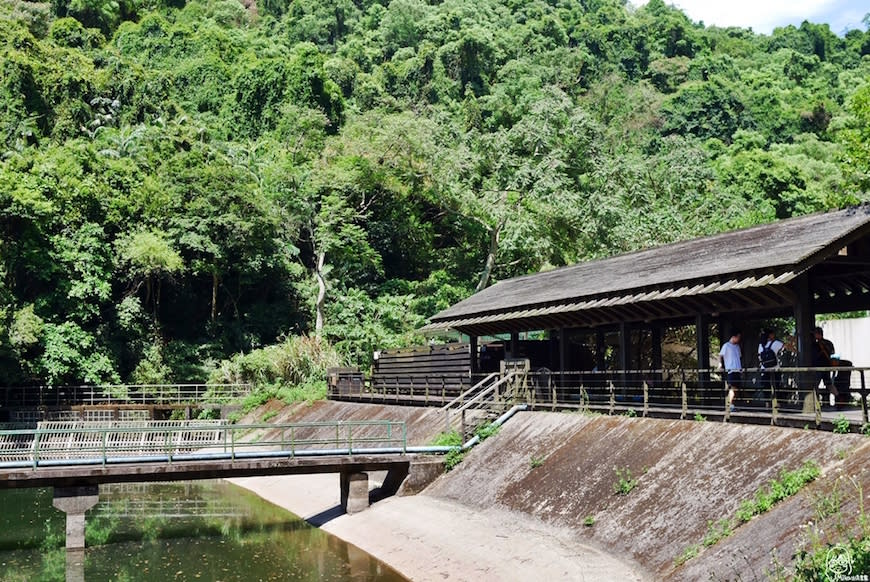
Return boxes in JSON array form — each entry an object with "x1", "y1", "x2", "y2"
[
  {"x1": 758, "y1": 329, "x2": 784, "y2": 404},
  {"x1": 719, "y1": 330, "x2": 743, "y2": 410}
]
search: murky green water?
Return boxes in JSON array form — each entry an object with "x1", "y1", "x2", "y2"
[{"x1": 0, "y1": 481, "x2": 406, "y2": 582}]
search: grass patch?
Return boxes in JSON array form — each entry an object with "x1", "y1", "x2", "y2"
[
  {"x1": 791, "y1": 476, "x2": 870, "y2": 580},
  {"x1": 430, "y1": 430, "x2": 462, "y2": 447},
  {"x1": 262, "y1": 410, "x2": 278, "y2": 422},
  {"x1": 238, "y1": 380, "x2": 327, "y2": 415},
  {"x1": 674, "y1": 544, "x2": 699, "y2": 567},
  {"x1": 833, "y1": 415, "x2": 851, "y2": 434},
  {"x1": 474, "y1": 421, "x2": 500, "y2": 440},
  {"x1": 613, "y1": 466, "x2": 637, "y2": 495},
  {"x1": 736, "y1": 461, "x2": 820, "y2": 523},
  {"x1": 430, "y1": 430, "x2": 464, "y2": 471},
  {"x1": 702, "y1": 518, "x2": 733, "y2": 547},
  {"x1": 583, "y1": 515, "x2": 595, "y2": 527},
  {"x1": 430, "y1": 422, "x2": 503, "y2": 472},
  {"x1": 675, "y1": 461, "x2": 821, "y2": 567},
  {"x1": 530, "y1": 455, "x2": 545, "y2": 469},
  {"x1": 693, "y1": 413, "x2": 706, "y2": 422}
]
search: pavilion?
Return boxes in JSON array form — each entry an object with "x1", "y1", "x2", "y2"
[{"x1": 420, "y1": 205, "x2": 870, "y2": 376}]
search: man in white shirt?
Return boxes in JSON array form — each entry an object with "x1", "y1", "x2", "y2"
[{"x1": 719, "y1": 330, "x2": 742, "y2": 409}]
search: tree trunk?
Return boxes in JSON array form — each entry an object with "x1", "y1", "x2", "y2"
[
  {"x1": 211, "y1": 272, "x2": 218, "y2": 322},
  {"x1": 145, "y1": 277, "x2": 153, "y2": 319},
  {"x1": 475, "y1": 223, "x2": 501, "y2": 292},
  {"x1": 315, "y1": 249, "x2": 327, "y2": 338}
]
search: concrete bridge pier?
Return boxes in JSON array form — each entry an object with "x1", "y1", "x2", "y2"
[
  {"x1": 52, "y1": 485, "x2": 99, "y2": 550},
  {"x1": 65, "y1": 549, "x2": 86, "y2": 582},
  {"x1": 340, "y1": 471, "x2": 369, "y2": 514}
]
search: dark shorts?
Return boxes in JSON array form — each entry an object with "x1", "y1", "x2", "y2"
[{"x1": 727, "y1": 371, "x2": 742, "y2": 388}]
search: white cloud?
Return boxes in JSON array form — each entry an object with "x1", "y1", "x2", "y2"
[{"x1": 631, "y1": 0, "x2": 866, "y2": 34}]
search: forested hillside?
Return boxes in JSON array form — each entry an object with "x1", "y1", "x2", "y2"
[{"x1": 1, "y1": 0, "x2": 869, "y2": 386}]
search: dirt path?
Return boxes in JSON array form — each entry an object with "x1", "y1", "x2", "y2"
[{"x1": 229, "y1": 474, "x2": 649, "y2": 582}]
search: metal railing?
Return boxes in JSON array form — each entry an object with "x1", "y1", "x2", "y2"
[
  {"x1": 488, "y1": 366, "x2": 869, "y2": 427},
  {"x1": 440, "y1": 372, "x2": 516, "y2": 437},
  {"x1": 0, "y1": 420, "x2": 408, "y2": 470},
  {"x1": 0, "y1": 383, "x2": 252, "y2": 407}
]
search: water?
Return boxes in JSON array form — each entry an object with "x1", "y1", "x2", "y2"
[{"x1": 0, "y1": 481, "x2": 406, "y2": 582}]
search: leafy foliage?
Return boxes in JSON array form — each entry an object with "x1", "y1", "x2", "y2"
[{"x1": 0, "y1": 0, "x2": 868, "y2": 388}]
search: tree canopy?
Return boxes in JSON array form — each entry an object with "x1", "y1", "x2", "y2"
[{"x1": 0, "y1": 0, "x2": 868, "y2": 384}]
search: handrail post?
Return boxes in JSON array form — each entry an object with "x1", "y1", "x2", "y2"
[
  {"x1": 402, "y1": 422, "x2": 407, "y2": 454},
  {"x1": 680, "y1": 371, "x2": 687, "y2": 420},
  {"x1": 551, "y1": 380, "x2": 556, "y2": 412},
  {"x1": 642, "y1": 381, "x2": 649, "y2": 418},
  {"x1": 32, "y1": 430, "x2": 41, "y2": 469},
  {"x1": 861, "y1": 370, "x2": 868, "y2": 425},
  {"x1": 102, "y1": 430, "x2": 108, "y2": 466},
  {"x1": 723, "y1": 376, "x2": 730, "y2": 422},
  {"x1": 770, "y1": 378, "x2": 778, "y2": 426},
  {"x1": 609, "y1": 381, "x2": 615, "y2": 416}
]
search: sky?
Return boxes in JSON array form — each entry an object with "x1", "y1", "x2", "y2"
[{"x1": 630, "y1": 0, "x2": 869, "y2": 36}]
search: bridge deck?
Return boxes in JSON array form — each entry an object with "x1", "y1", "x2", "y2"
[
  {"x1": 0, "y1": 420, "x2": 412, "y2": 489},
  {"x1": 0, "y1": 454, "x2": 410, "y2": 489}
]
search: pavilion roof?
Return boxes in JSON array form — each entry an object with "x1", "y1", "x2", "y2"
[{"x1": 423, "y1": 205, "x2": 870, "y2": 335}]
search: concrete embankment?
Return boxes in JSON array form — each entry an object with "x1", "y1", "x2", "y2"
[{"x1": 237, "y1": 401, "x2": 869, "y2": 580}]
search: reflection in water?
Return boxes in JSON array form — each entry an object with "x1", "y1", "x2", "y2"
[{"x1": 0, "y1": 481, "x2": 405, "y2": 582}]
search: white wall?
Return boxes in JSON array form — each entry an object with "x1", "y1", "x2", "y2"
[{"x1": 818, "y1": 317, "x2": 870, "y2": 367}]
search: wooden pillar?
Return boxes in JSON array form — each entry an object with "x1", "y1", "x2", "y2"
[
  {"x1": 651, "y1": 324, "x2": 663, "y2": 371},
  {"x1": 619, "y1": 323, "x2": 631, "y2": 369},
  {"x1": 469, "y1": 336, "x2": 478, "y2": 375},
  {"x1": 619, "y1": 322, "x2": 630, "y2": 390},
  {"x1": 793, "y1": 275, "x2": 815, "y2": 368},
  {"x1": 595, "y1": 329, "x2": 606, "y2": 371},
  {"x1": 696, "y1": 314, "x2": 710, "y2": 383},
  {"x1": 558, "y1": 328, "x2": 566, "y2": 375},
  {"x1": 510, "y1": 332, "x2": 519, "y2": 359},
  {"x1": 793, "y1": 274, "x2": 815, "y2": 397}
]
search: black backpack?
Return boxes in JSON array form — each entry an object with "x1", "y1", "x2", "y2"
[{"x1": 759, "y1": 340, "x2": 778, "y2": 368}]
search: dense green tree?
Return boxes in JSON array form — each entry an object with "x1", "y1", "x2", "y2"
[{"x1": 0, "y1": 0, "x2": 867, "y2": 385}]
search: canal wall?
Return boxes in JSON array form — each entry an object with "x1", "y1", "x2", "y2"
[
  {"x1": 425, "y1": 411, "x2": 868, "y2": 580},
  {"x1": 255, "y1": 401, "x2": 869, "y2": 579},
  {"x1": 251, "y1": 399, "x2": 452, "y2": 445}
]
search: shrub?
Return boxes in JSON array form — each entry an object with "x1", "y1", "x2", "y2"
[{"x1": 209, "y1": 335, "x2": 343, "y2": 390}]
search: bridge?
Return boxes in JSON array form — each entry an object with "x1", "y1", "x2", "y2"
[{"x1": 0, "y1": 419, "x2": 439, "y2": 550}]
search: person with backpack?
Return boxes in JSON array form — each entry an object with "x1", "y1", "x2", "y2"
[{"x1": 758, "y1": 329, "x2": 784, "y2": 405}]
